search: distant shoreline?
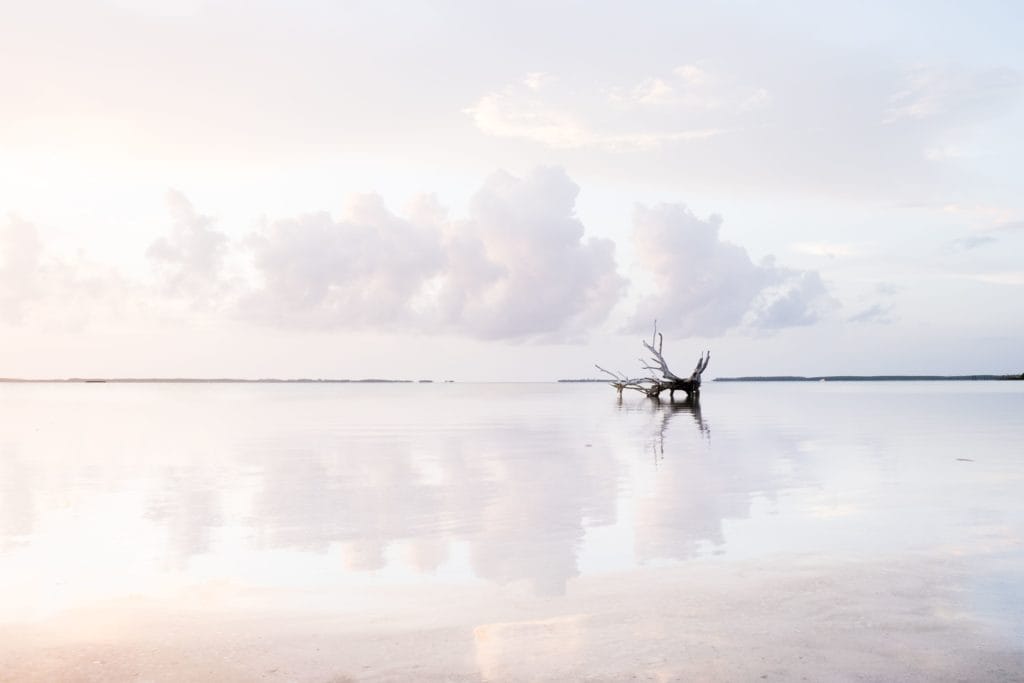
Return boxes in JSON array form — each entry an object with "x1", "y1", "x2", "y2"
[
  {"x1": 561, "y1": 375, "x2": 1024, "y2": 383},
  {"x1": 0, "y1": 378, "x2": 434, "y2": 384},
  {"x1": 713, "y1": 375, "x2": 1024, "y2": 382}
]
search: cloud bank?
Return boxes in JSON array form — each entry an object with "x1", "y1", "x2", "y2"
[{"x1": 4, "y1": 169, "x2": 833, "y2": 341}]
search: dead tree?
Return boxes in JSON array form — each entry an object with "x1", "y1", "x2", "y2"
[{"x1": 596, "y1": 322, "x2": 709, "y2": 401}]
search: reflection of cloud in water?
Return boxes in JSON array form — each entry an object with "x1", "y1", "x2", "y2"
[
  {"x1": 633, "y1": 398, "x2": 814, "y2": 562},
  {"x1": 0, "y1": 386, "x2": 822, "y2": 597},
  {"x1": 0, "y1": 450, "x2": 33, "y2": 550},
  {"x1": 145, "y1": 469, "x2": 223, "y2": 569},
  {"x1": 223, "y1": 395, "x2": 815, "y2": 593},
  {"x1": 248, "y1": 425, "x2": 619, "y2": 595}
]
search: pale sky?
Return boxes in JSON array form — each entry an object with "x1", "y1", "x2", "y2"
[{"x1": 1, "y1": 0, "x2": 1022, "y2": 379}]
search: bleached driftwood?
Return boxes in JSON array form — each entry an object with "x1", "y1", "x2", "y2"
[{"x1": 597, "y1": 321, "x2": 709, "y2": 400}]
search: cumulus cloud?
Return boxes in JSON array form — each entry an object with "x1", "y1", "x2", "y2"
[
  {"x1": 0, "y1": 215, "x2": 43, "y2": 323},
  {"x1": 5, "y1": 170, "x2": 837, "y2": 342},
  {"x1": 5, "y1": 170, "x2": 628, "y2": 341},
  {"x1": 241, "y1": 194, "x2": 446, "y2": 329},
  {"x1": 147, "y1": 190, "x2": 230, "y2": 301},
  {"x1": 629, "y1": 204, "x2": 833, "y2": 337},
  {"x1": 241, "y1": 167, "x2": 625, "y2": 341},
  {"x1": 751, "y1": 270, "x2": 833, "y2": 329},
  {"x1": 0, "y1": 215, "x2": 132, "y2": 330},
  {"x1": 434, "y1": 168, "x2": 625, "y2": 340}
]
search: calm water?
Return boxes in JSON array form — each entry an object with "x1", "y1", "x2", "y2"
[{"x1": 2, "y1": 381, "x2": 1023, "y2": 680}]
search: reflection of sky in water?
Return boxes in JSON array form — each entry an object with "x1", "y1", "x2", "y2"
[{"x1": 1, "y1": 381, "x2": 1023, "y2": 632}]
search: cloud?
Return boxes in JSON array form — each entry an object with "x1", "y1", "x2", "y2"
[
  {"x1": 0, "y1": 215, "x2": 44, "y2": 323},
  {"x1": 6, "y1": 170, "x2": 837, "y2": 342},
  {"x1": 241, "y1": 193, "x2": 446, "y2": 330},
  {"x1": 241, "y1": 168, "x2": 626, "y2": 341},
  {"x1": 845, "y1": 279, "x2": 901, "y2": 324},
  {"x1": 435, "y1": 168, "x2": 625, "y2": 340},
  {"x1": 0, "y1": 214, "x2": 133, "y2": 330},
  {"x1": 847, "y1": 303, "x2": 895, "y2": 324},
  {"x1": 951, "y1": 234, "x2": 998, "y2": 251},
  {"x1": 1, "y1": 170, "x2": 627, "y2": 341},
  {"x1": 751, "y1": 270, "x2": 833, "y2": 329},
  {"x1": 628, "y1": 204, "x2": 833, "y2": 337},
  {"x1": 884, "y1": 66, "x2": 1023, "y2": 123},
  {"x1": 465, "y1": 65, "x2": 755, "y2": 150},
  {"x1": 146, "y1": 190, "x2": 230, "y2": 301},
  {"x1": 467, "y1": 55, "x2": 1023, "y2": 203},
  {"x1": 947, "y1": 215, "x2": 1024, "y2": 251}
]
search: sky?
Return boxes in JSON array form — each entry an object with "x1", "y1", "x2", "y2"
[{"x1": 1, "y1": 0, "x2": 1022, "y2": 380}]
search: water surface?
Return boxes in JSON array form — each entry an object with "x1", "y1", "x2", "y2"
[{"x1": 1, "y1": 381, "x2": 1022, "y2": 680}]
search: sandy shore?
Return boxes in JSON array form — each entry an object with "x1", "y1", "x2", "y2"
[{"x1": 3, "y1": 555, "x2": 1022, "y2": 682}]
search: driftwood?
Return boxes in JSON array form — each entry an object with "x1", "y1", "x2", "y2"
[{"x1": 597, "y1": 322, "x2": 709, "y2": 401}]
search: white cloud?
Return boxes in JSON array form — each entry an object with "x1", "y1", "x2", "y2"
[
  {"x1": 435, "y1": 168, "x2": 625, "y2": 340},
  {"x1": 465, "y1": 55, "x2": 1021, "y2": 204},
  {"x1": 0, "y1": 216, "x2": 43, "y2": 323},
  {"x1": 847, "y1": 303, "x2": 895, "y2": 324},
  {"x1": 750, "y1": 270, "x2": 833, "y2": 329},
  {"x1": 630, "y1": 77, "x2": 675, "y2": 105},
  {"x1": 950, "y1": 235, "x2": 998, "y2": 251},
  {"x1": 673, "y1": 64, "x2": 709, "y2": 86},
  {"x1": 147, "y1": 190, "x2": 230, "y2": 301},
  {"x1": 884, "y1": 66, "x2": 1022, "y2": 123},
  {"x1": 465, "y1": 89, "x2": 595, "y2": 149},
  {"x1": 0, "y1": 214, "x2": 134, "y2": 330},
  {"x1": 241, "y1": 168, "x2": 626, "y2": 341},
  {"x1": 465, "y1": 65, "x2": 755, "y2": 150},
  {"x1": 522, "y1": 72, "x2": 553, "y2": 91},
  {"x1": 6, "y1": 170, "x2": 844, "y2": 344},
  {"x1": 241, "y1": 193, "x2": 446, "y2": 330},
  {"x1": 629, "y1": 204, "x2": 833, "y2": 337},
  {"x1": 942, "y1": 204, "x2": 1024, "y2": 250}
]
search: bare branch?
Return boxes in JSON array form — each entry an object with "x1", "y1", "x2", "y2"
[
  {"x1": 596, "y1": 321, "x2": 708, "y2": 401},
  {"x1": 594, "y1": 364, "x2": 626, "y2": 381},
  {"x1": 641, "y1": 339, "x2": 683, "y2": 382}
]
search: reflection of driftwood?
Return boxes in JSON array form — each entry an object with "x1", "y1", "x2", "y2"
[
  {"x1": 597, "y1": 321, "x2": 709, "y2": 401},
  {"x1": 652, "y1": 397, "x2": 709, "y2": 462}
]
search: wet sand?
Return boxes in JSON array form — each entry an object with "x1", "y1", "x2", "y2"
[{"x1": 4, "y1": 556, "x2": 1023, "y2": 682}]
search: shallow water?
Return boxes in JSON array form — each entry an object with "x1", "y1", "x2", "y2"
[{"x1": 2, "y1": 381, "x2": 1023, "y2": 680}]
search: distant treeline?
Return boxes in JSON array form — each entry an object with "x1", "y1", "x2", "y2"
[
  {"x1": 0, "y1": 378, "x2": 436, "y2": 384},
  {"x1": 714, "y1": 374, "x2": 1024, "y2": 382}
]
